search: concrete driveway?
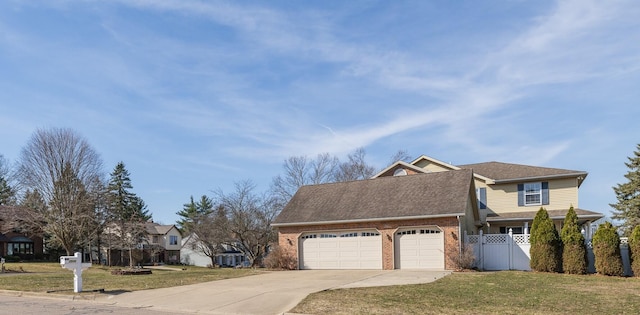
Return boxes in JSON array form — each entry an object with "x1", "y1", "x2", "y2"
[{"x1": 98, "y1": 269, "x2": 450, "y2": 315}]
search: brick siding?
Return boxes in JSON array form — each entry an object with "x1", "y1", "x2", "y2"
[{"x1": 277, "y1": 216, "x2": 460, "y2": 270}]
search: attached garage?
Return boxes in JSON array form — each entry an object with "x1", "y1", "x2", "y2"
[
  {"x1": 299, "y1": 230, "x2": 382, "y2": 269},
  {"x1": 273, "y1": 169, "x2": 480, "y2": 270},
  {"x1": 394, "y1": 227, "x2": 444, "y2": 269}
]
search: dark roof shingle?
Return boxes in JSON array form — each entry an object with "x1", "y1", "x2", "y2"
[
  {"x1": 274, "y1": 169, "x2": 474, "y2": 226},
  {"x1": 457, "y1": 161, "x2": 586, "y2": 181}
]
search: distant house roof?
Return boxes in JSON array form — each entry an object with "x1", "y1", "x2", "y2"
[
  {"x1": 273, "y1": 169, "x2": 476, "y2": 227},
  {"x1": 486, "y1": 208, "x2": 603, "y2": 222},
  {"x1": 145, "y1": 222, "x2": 179, "y2": 236},
  {"x1": 457, "y1": 161, "x2": 587, "y2": 184}
]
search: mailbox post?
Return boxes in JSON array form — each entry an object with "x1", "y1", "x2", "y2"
[{"x1": 60, "y1": 252, "x2": 92, "y2": 293}]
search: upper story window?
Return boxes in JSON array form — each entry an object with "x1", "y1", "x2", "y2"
[
  {"x1": 152, "y1": 236, "x2": 159, "y2": 243},
  {"x1": 524, "y1": 182, "x2": 542, "y2": 205},
  {"x1": 476, "y1": 187, "x2": 487, "y2": 209},
  {"x1": 518, "y1": 182, "x2": 549, "y2": 206},
  {"x1": 169, "y1": 235, "x2": 178, "y2": 245}
]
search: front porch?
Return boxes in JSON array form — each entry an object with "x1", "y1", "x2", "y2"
[{"x1": 483, "y1": 208, "x2": 603, "y2": 238}]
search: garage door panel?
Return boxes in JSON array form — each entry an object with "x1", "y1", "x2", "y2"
[
  {"x1": 395, "y1": 227, "x2": 445, "y2": 269},
  {"x1": 300, "y1": 230, "x2": 382, "y2": 270}
]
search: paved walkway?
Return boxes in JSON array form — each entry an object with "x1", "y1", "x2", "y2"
[{"x1": 97, "y1": 269, "x2": 450, "y2": 315}]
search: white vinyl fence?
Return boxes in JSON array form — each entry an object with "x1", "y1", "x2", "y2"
[{"x1": 466, "y1": 230, "x2": 632, "y2": 276}]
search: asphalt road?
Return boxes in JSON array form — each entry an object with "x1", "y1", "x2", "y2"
[{"x1": 0, "y1": 294, "x2": 188, "y2": 315}]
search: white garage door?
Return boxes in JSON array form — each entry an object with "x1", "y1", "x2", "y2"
[
  {"x1": 299, "y1": 230, "x2": 382, "y2": 269},
  {"x1": 394, "y1": 227, "x2": 445, "y2": 269}
]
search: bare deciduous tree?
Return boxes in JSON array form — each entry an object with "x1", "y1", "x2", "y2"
[
  {"x1": 187, "y1": 205, "x2": 230, "y2": 267},
  {"x1": 217, "y1": 180, "x2": 278, "y2": 267},
  {"x1": 271, "y1": 153, "x2": 338, "y2": 203},
  {"x1": 334, "y1": 147, "x2": 376, "y2": 182},
  {"x1": 15, "y1": 128, "x2": 104, "y2": 255},
  {"x1": 387, "y1": 149, "x2": 412, "y2": 165}
]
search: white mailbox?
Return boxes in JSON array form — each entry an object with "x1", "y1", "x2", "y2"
[{"x1": 60, "y1": 252, "x2": 92, "y2": 293}]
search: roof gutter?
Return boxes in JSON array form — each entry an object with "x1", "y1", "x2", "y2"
[
  {"x1": 491, "y1": 172, "x2": 588, "y2": 185},
  {"x1": 271, "y1": 213, "x2": 466, "y2": 228}
]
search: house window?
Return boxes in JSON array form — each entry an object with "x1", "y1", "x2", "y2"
[
  {"x1": 7, "y1": 236, "x2": 34, "y2": 255},
  {"x1": 340, "y1": 232, "x2": 358, "y2": 238},
  {"x1": 152, "y1": 236, "x2": 159, "y2": 243},
  {"x1": 301, "y1": 234, "x2": 317, "y2": 239},
  {"x1": 518, "y1": 182, "x2": 549, "y2": 206},
  {"x1": 524, "y1": 182, "x2": 542, "y2": 205},
  {"x1": 397, "y1": 230, "x2": 417, "y2": 235},
  {"x1": 169, "y1": 235, "x2": 178, "y2": 245},
  {"x1": 361, "y1": 232, "x2": 380, "y2": 237},
  {"x1": 320, "y1": 233, "x2": 337, "y2": 238},
  {"x1": 476, "y1": 187, "x2": 487, "y2": 209}
]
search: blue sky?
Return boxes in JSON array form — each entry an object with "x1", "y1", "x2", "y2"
[{"x1": 1, "y1": 0, "x2": 639, "y2": 225}]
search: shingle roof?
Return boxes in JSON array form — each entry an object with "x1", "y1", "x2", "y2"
[
  {"x1": 273, "y1": 169, "x2": 474, "y2": 226},
  {"x1": 457, "y1": 161, "x2": 586, "y2": 182},
  {"x1": 145, "y1": 222, "x2": 176, "y2": 235}
]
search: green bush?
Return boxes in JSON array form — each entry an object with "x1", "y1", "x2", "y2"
[
  {"x1": 530, "y1": 207, "x2": 562, "y2": 272},
  {"x1": 560, "y1": 206, "x2": 587, "y2": 274},
  {"x1": 592, "y1": 222, "x2": 624, "y2": 276},
  {"x1": 628, "y1": 225, "x2": 640, "y2": 276}
]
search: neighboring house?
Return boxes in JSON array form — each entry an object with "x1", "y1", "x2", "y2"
[
  {"x1": 103, "y1": 222, "x2": 182, "y2": 265},
  {"x1": 273, "y1": 169, "x2": 480, "y2": 270},
  {"x1": 180, "y1": 234, "x2": 248, "y2": 268},
  {"x1": 144, "y1": 222, "x2": 182, "y2": 264},
  {"x1": 0, "y1": 205, "x2": 44, "y2": 260},
  {"x1": 273, "y1": 154, "x2": 604, "y2": 271}
]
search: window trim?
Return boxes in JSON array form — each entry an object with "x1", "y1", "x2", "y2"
[{"x1": 524, "y1": 182, "x2": 542, "y2": 206}]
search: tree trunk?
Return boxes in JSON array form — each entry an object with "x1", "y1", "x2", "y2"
[{"x1": 129, "y1": 248, "x2": 134, "y2": 268}]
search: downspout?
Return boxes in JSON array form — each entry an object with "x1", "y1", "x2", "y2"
[{"x1": 457, "y1": 215, "x2": 463, "y2": 266}]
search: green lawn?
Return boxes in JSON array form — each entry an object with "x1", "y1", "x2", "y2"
[
  {"x1": 291, "y1": 271, "x2": 640, "y2": 315},
  {"x1": 0, "y1": 262, "x2": 261, "y2": 294}
]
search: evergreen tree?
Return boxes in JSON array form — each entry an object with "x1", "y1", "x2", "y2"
[
  {"x1": 197, "y1": 195, "x2": 214, "y2": 215},
  {"x1": 560, "y1": 206, "x2": 587, "y2": 274},
  {"x1": 0, "y1": 154, "x2": 14, "y2": 205},
  {"x1": 0, "y1": 176, "x2": 14, "y2": 206},
  {"x1": 105, "y1": 162, "x2": 151, "y2": 266},
  {"x1": 611, "y1": 144, "x2": 640, "y2": 236},
  {"x1": 629, "y1": 225, "x2": 640, "y2": 276},
  {"x1": 592, "y1": 222, "x2": 624, "y2": 276},
  {"x1": 176, "y1": 195, "x2": 214, "y2": 234},
  {"x1": 20, "y1": 189, "x2": 47, "y2": 213},
  {"x1": 177, "y1": 196, "x2": 198, "y2": 233},
  {"x1": 530, "y1": 207, "x2": 562, "y2": 272}
]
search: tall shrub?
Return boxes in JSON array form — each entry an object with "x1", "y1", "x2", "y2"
[
  {"x1": 530, "y1": 207, "x2": 562, "y2": 272},
  {"x1": 560, "y1": 206, "x2": 587, "y2": 274},
  {"x1": 592, "y1": 222, "x2": 624, "y2": 276},
  {"x1": 628, "y1": 225, "x2": 640, "y2": 276}
]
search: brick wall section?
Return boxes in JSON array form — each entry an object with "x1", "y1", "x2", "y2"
[{"x1": 276, "y1": 216, "x2": 461, "y2": 270}]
